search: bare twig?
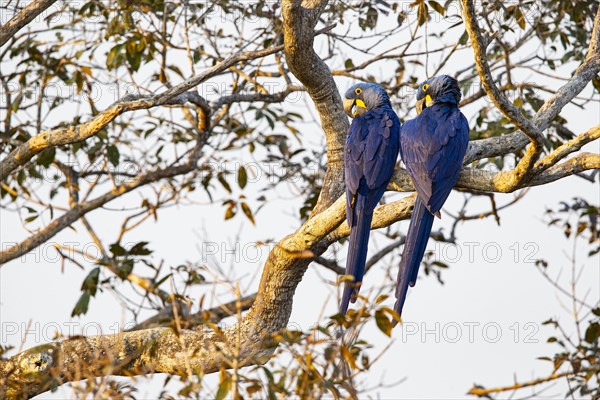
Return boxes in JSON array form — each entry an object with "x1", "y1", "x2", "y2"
[
  {"x1": 534, "y1": 124, "x2": 600, "y2": 173},
  {"x1": 468, "y1": 369, "x2": 594, "y2": 396}
]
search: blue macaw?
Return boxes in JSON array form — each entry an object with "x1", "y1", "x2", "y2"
[
  {"x1": 340, "y1": 83, "x2": 400, "y2": 314},
  {"x1": 394, "y1": 75, "x2": 469, "y2": 318}
]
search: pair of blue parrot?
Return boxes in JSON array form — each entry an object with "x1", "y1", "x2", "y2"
[{"x1": 340, "y1": 75, "x2": 469, "y2": 319}]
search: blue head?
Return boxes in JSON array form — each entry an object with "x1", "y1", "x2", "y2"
[
  {"x1": 415, "y1": 75, "x2": 461, "y2": 114},
  {"x1": 343, "y1": 83, "x2": 390, "y2": 118}
]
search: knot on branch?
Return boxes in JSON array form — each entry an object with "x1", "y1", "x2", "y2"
[
  {"x1": 492, "y1": 170, "x2": 524, "y2": 193},
  {"x1": 20, "y1": 349, "x2": 54, "y2": 374}
]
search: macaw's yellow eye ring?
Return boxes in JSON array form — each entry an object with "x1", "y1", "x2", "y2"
[
  {"x1": 355, "y1": 87, "x2": 362, "y2": 95},
  {"x1": 422, "y1": 83, "x2": 429, "y2": 91}
]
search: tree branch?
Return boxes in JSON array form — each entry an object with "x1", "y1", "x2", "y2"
[
  {"x1": 0, "y1": 138, "x2": 207, "y2": 265},
  {"x1": 283, "y1": 0, "x2": 348, "y2": 214},
  {"x1": 390, "y1": 150, "x2": 600, "y2": 194},
  {"x1": 0, "y1": 42, "x2": 284, "y2": 182},
  {"x1": 131, "y1": 294, "x2": 258, "y2": 331},
  {"x1": 462, "y1": 0, "x2": 544, "y2": 190},
  {"x1": 0, "y1": 24, "x2": 340, "y2": 183},
  {"x1": 533, "y1": 124, "x2": 600, "y2": 173},
  {"x1": 529, "y1": 152, "x2": 600, "y2": 186},
  {"x1": 0, "y1": 192, "x2": 415, "y2": 399},
  {"x1": 460, "y1": 2, "x2": 600, "y2": 180},
  {"x1": 468, "y1": 368, "x2": 594, "y2": 396},
  {"x1": 0, "y1": 0, "x2": 58, "y2": 47},
  {"x1": 210, "y1": 85, "x2": 305, "y2": 111}
]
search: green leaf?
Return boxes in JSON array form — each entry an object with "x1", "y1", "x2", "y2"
[
  {"x1": 458, "y1": 30, "x2": 469, "y2": 45},
  {"x1": 107, "y1": 145, "x2": 120, "y2": 167},
  {"x1": 216, "y1": 368, "x2": 231, "y2": 400},
  {"x1": 129, "y1": 241, "x2": 152, "y2": 256},
  {"x1": 81, "y1": 267, "x2": 100, "y2": 296},
  {"x1": 237, "y1": 166, "x2": 248, "y2": 189},
  {"x1": 241, "y1": 202, "x2": 255, "y2": 225},
  {"x1": 514, "y1": 7, "x2": 526, "y2": 29},
  {"x1": 397, "y1": 12, "x2": 406, "y2": 26},
  {"x1": 24, "y1": 215, "x2": 39, "y2": 223},
  {"x1": 224, "y1": 203, "x2": 236, "y2": 220},
  {"x1": 345, "y1": 58, "x2": 355, "y2": 69},
  {"x1": 106, "y1": 44, "x2": 124, "y2": 70},
  {"x1": 217, "y1": 173, "x2": 232, "y2": 193},
  {"x1": 428, "y1": 0, "x2": 444, "y2": 15},
  {"x1": 110, "y1": 242, "x2": 127, "y2": 257},
  {"x1": 417, "y1": 1, "x2": 429, "y2": 26},
  {"x1": 8, "y1": 92, "x2": 23, "y2": 114},
  {"x1": 265, "y1": 115, "x2": 275, "y2": 130},
  {"x1": 37, "y1": 148, "x2": 56, "y2": 168},
  {"x1": 126, "y1": 40, "x2": 142, "y2": 71},
  {"x1": 375, "y1": 309, "x2": 393, "y2": 337},
  {"x1": 117, "y1": 259, "x2": 134, "y2": 279},
  {"x1": 584, "y1": 322, "x2": 599, "y2": 344},
  {"x1": 71, "y1": 292, "x2": 91, "y2": 317},
  {"x1": 154, "y1": 273, "x2": 172, "y2": 288}
]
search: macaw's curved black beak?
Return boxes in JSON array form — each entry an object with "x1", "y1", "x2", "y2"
[
  {"x1": 343, "y1": 98, "x2": 356, "y2": 118},
  {"x1": 343, "y1": 98, "x2": 367, "y2": 118},
  {"x1": 416, "y1": 98, "x2": 426, "y2": 115}
]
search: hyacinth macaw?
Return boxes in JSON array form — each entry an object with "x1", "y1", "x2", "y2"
[
  {"x1": 394, "y1": 75, "x2": 469, "y2": 319},
  {"x1": 340, "y1": 83, "x2": 400, "y2": 314}
]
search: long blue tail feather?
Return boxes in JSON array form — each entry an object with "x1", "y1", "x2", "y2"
[
  {"x1": 394, "y1": 196, "x2": 434, "y2": 318},
  {"x1": 340, "y1": 192, "x2": 374, "y2": 314}
]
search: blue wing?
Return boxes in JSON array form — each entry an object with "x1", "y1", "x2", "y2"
[
  {"x1": 399, "y1": 105, "x2": 469, "y2": 213},
  {"x1": 394, "y1": 104, "x2": 469, "y2": 319},
  {"x1": 341, "y1": 107, "x2": 400, "y2": 314}
]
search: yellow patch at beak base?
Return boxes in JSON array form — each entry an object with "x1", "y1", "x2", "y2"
[
  {"x1": 425, "y1": 94, "x2": 433, "y2": 106},
  {"x1": 355, "y1": 99, "x2": 366, "y2": 109}
]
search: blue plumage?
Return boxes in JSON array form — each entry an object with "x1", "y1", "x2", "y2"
[
  {"x1": 341, "y1": 83, "x2": 400, "y2": 314},
  {"x1": 394, "y1": 75, "x2": 469, "y2": 318}
]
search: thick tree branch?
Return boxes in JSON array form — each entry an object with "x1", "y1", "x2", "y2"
[
  {"x1": 462, "y1": 0, "x2": 544, "y2": 190},
  {"x1": 533, "y1": 124, "x2": 600, "y2": 173},
  {"x1": 131, "y1": 294, "x2": 258, "y2": 331},
  {"x1": 529, "y1": 152, "x2": 600, "y2": 186},
  {"x1": 3, "y1": 141, "x2": 595, "y2": 396},
  {"x1": 283, "y1": 0, "x2": 348, "y2": 214},
  {"x1": 0, "y1": 193, "x2": 415, "y2": 399},
  {"x1": 0, "y1": 0, "x2": 58, "y2": 47},
  {"x1": 390, "y1": 151, "x2": 599, "y2": 194},
  {"x1": 0, "y1": 138, "x2": 206, "y2": 265},
  {"x1": 460, "y1": 1, "x2": 600, "y2": 183}
]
